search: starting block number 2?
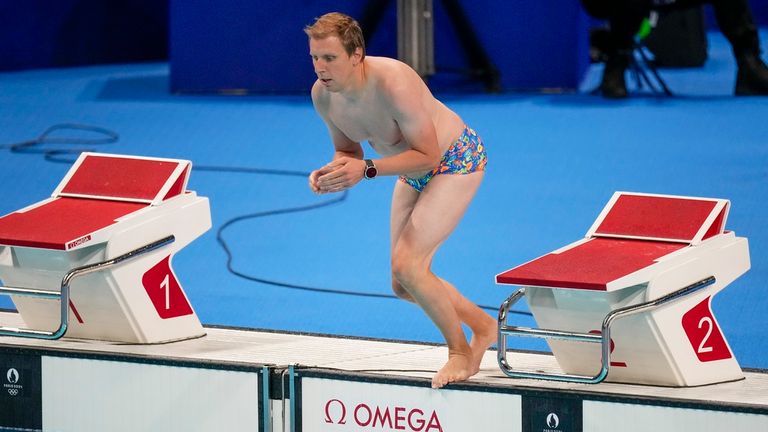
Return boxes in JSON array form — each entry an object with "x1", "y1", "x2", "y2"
[
  {"x1": 142, "y1": 256, "x2": 194, "y2": 319},
  {"x1": 681, "y1": 297, "x2": 732, "y2": 362}
]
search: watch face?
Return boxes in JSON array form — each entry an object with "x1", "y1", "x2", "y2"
[{"x1": 365, "y1": 166, "x2": 377, "y2": 179}]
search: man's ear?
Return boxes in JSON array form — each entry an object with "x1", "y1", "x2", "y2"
[{"x1": 353, "y1": 47, "x2": 363, "y2": 65}]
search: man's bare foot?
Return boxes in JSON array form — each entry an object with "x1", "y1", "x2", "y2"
[
  {"x1": 468, "y1": 315, "x2": 497, "y2": 375},
  {"x1": 432, "y1": 351, "x2": 473, "y2": 389}
]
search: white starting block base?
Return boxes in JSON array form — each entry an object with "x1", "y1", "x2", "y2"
[
  {"x1": 0, "y1": 311, "x2": 766, "y2": 432},
  {"x1": 496, "y1": 192, "x2": 751, "y2": 387},
  {"x1": 0, "y1": 153, "x2": 211, "y2": 344}
]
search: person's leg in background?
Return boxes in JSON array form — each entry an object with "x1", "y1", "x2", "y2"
[
  {"x1": 597, "y1": 0, "x2": 652, "y2": 98},
  {"x1": 594, "y1": 0, "x2": 768, "y2": 97},
  {"x1": 709, "y1": 0, "x2": 768, "y2": 95}
]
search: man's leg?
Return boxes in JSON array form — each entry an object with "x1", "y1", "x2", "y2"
[
  {"x1": 426, "y1": 276, "x2": 495, "y2": 375},
  {"x1": 390, "y1": 181, "x2": 497, "y2": 375},
  {"x1": 390, "y1": 172, "x2": 493, "y2": 388},
  {"x1": 390, "y1": 180, "x2": 420, "y2": 301}
]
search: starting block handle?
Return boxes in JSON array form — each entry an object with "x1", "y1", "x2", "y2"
[
  {"x1": 0, "y1": 235, "x2": 175, "y2": 340},
  {"x1": 497, "y1": 276, "x2": 716, "y2": 384}
]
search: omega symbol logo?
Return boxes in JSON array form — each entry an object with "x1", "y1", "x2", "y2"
[
  {"x1": 546, "y1": 412, "x2": 560, "y2": 428},
  {"x1": 6, "y1": 368, "x2": 19, "y2": 384}
]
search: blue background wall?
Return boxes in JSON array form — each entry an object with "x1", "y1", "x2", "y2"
[
  {"x1": 0, "y1": 0, "x2": 167, "y2": 70},
  {"x1": 169, "y1": 0, "x2": 592, "y2": 93},
  {"x1": 0, "y1": 0, "x2": 767, "y2": 90}
]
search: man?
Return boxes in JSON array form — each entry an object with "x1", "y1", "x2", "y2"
[
  {"x1": 582, "y1": 0, "x2": 768, "y2": 98},
  {"x1": 305, "y1": 12, "x2": 497, "y2": 389}
]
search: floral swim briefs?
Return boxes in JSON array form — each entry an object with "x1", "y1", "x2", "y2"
[{"x1": 399, "y1": 125, "x2": 487, "y2": 192}]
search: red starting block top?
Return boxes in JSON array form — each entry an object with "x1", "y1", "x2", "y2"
[
  {"x1": 588, "y1": 193, "x2": 728, "y2": 244},
  {"x1": 496, "y1": 192, "x2": 731, "y2": 291},
  {"x1": 496, "y1": 238, "x2": 687, "y2": 290},
  {"x1": 0, "y1": 152, "x2": 192, "y2": 250},
  {"x1": 55, "y1": 154, "x2": 190, "y2": 204},
  {"x1": 0, "y1": 198, "x2": 145, "y2": 250}
]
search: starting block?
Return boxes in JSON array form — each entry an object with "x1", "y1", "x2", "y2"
[
  {"x1": 495, "y1": 192, "x2": 750, "y2": 386},
  {"x1": 0, "y1": 153, "x2": 211, "y2": 343}
]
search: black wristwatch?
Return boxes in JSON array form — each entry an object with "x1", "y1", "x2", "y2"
[{"x1": 363, "y1": 159, "x2": 377, "y2": 180}]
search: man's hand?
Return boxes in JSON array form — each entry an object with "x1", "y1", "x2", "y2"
[
  {"x1": 308, "y1": 163, "x2": 337, "y2": 193},
  {"x1": 314, "y1": 157, "x2": 366, "y2": 193}
]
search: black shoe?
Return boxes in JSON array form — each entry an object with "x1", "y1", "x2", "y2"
[
  {"x1": 735, "y1": 54, "x2": 768, "y2": 95},
  {"x1": 600, "y1": 51, "x2": 630, "y2": 99}
]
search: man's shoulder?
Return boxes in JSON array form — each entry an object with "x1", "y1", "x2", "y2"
[
  {"x1": 310, "y1": 80, "x2": 328, "y2": 101},
  {"x1": 367, "y1": 56, "x2": 411, "y2": 75},
  {"x1": 367, "y1": 57, "x2": 418, "y2": 94},
  {"x1": 310, "y1": 80, "x2": 331, "y2": 114},
  {"x1": 371, "y1": 57, "x2": 423, "y2": 101}
]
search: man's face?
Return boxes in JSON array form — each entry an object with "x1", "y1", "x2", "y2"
[{"x1": 309, "y1": 36, "x2": 359, "y2": 92}]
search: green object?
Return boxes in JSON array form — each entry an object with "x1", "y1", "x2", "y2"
[{"x1": 637, "y1": 18, "x2": 652, "y2": 40}]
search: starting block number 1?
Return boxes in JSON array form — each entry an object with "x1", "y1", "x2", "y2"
[
  {"x1": 142, "y1": 256, "x2": 194, "y2": 319},
  {"x1": 681, "y1": 297, "x2": 732, "y2": 362}
]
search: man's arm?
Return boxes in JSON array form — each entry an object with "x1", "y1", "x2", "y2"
[
  {"x1": 316, "y1": 70, "x2": 442, "y2": 192},
  {"x1": 311, "y1": 81, "x2": 363, "y2": 159},
  {"x1": 373, "y1": 75, "x2": 442, "y2": 176},
  {"x1": 309, "y1": 81, "x2": 363, "y2": 193}
]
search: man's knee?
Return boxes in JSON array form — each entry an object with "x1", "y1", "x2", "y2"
[
  {"x1": 391, "y1": 279, "x2": 414, "y2": 302},
  {"x1": 391, "y1": 244, "x2": 424, "y2": 286}
]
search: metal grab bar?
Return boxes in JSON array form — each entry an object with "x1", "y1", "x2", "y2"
[
  {"x1": 0, "y1": 235, "x2": 175, "y2": 340},
  {"x1": 497, "y1": 276, "x2": 716, "y2": 384}
]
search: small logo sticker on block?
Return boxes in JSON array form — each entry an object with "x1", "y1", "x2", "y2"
[{"x1": 67, "y1": 234, "x2": 92, "y2": 250}]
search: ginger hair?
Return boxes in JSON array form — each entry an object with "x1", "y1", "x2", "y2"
[{"x1": 304, "y1": 12, "x2": 366, "y2": 60}]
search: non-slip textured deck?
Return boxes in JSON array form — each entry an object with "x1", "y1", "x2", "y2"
[{"x1": 0, "y1": 311, "x2": 766, "y2": 412}]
